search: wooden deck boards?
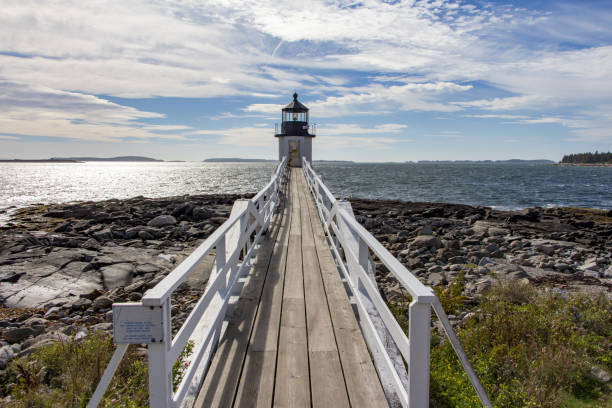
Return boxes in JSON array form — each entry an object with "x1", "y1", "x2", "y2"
[{"x1": 194, "y1": 168, "x2": 388, "y2": 408}]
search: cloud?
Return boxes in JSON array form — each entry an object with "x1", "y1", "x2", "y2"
[
  {"x1": 0, "y1": 81, "x2": 191, "y2": 142},
  {"x1": 193, "y1": 122, "x2": 405, "y2": 148},
  {"x1": 1, "y1": 0, "x2": 612, "y2": 147}
]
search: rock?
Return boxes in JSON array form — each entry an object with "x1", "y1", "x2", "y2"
[
  {"x1": 148, "y1": 215, "x2": 177, "y2": 228},
  {"x1": 81, "y1": 238, "x2": 102, "y2": 251},
  {"x1": 93, "y1": 229, "x2": 113, "y2": 242},
  {"x1": 92, "y1": 296, "x2": 113, "y2": 310},
  {"x1": 136, "y1": 263, "x2": 160, "y2": 274},
  {"x1": 478, "y1": 257, "x2": 496, "y2": 267},
  {"x1": 128, "y1": 292, "x2": 142, "y2": 301},
  {"x1": 3, "y1": 326, "x2": 44, "y2": 343},
  {"x1": 44, "y1": 306, "x2": 64, "y2": 319},
  {"x1": 23, "y1": 317, "x2": 48, "y2": 326},
  {"x1": 101, "y1": 263, "x2": 134, "y2": 289},
  {"x1": 418, "y1": 225, "x2": 433, "y2": 235},
  {"x1": 71, "y1": 298, "x2": 93, "y2": 311},
  {"x1": 427, "y1": 272, "x2": 444, "y2": 286},
  {"x1": 590, "y1": 366, "x2": 611, "y2": 383},
  {"x1": 581, "y1": 261, "x2": 599, "y2": 272},
  {"x1": 604, "y1": 265, "x2": 612, "y2": 278},
  {"x1": 80, "y1": 288, "x2": 105, "y2": 300},
  {"x1": 0, "y1": 344, "x2": 16, "y2": 368},
  {"x1": 409, "y1": 235, "x2": 442, "y2": 250},
  {"x1": 91, "y1": 322, "x2": 113, "y2": 332},
  {"x1": 138, "y1": 230, "x2": 154, "y2": 240}
]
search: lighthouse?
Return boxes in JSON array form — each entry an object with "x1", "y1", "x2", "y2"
[{"x1": 275, "y1": 93, "x2": 315, "y2": 167}]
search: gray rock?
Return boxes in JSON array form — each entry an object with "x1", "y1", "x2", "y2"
[
  {"x1": 418, "y1": 225, "x2": 433, "y2": 235},
  {"x1": 604, "y1": 265, "x2": 612, "y2": 278},
  {"x1": 410, "y1": 235, "x2": 442, "y2": 250},
  {"x1": 148, "y1": 215, "x2": 177, "y2": 228},
  {"x1": 91, "y1": 322, "x2": 113, "y2": 332},
  {"x1": 138, "y1": 230, "x2": 154, "y2": 240},
  {"x1": 71, "y1": 298, "x2": 92, "y2": 310},
  {"x1": 581, "y1": 261, "x2": 599, "y2": 272},
  {"x1": 3, "y1": 326, "x2": 44, "y2": 343},
  {"x1": 92, "y1": 296, "x2": 113, "y2": 310},
  {"x1": 101, "y1": 263, "x2": 134, "y2": 289},
  {"x1": 23, "y1": 317, "x2": 48, "y2": 326},
  {"x1": 478, "y1": 257, "x2": 496, "y2": 266},
  {"x1": 590, "y1": 366, "x2": 611, "y2": 383},
  {"x1": 81, "y1": 238, "x2": 102, "y2": 251},
  {"x1": 0, "y1": 344, "x2": 15, "y2": 368},
  {"x1": 427, "y1": 273, "x2": 445, "y2": 286}
]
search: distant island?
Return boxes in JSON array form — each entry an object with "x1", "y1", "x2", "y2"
[
  {"x1": 559, "y1": 151, "x2": 612, "y2": 167},
  {"x1": 51, "y1": 156, "x2": 163, "y2": 162},
  {"x1": 203, "y1": 158, "x2": 275, "y2": 163},
  {"x1": 0, "y1": 159, "x2": 81, "y2": 163},
  {"x1": 413, "y1": 159, "x2": 555, "y2": 164}
]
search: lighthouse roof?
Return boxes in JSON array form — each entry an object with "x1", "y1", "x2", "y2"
[{"x1": 282, "y1": 92, "x2": 308, "y2": 111}]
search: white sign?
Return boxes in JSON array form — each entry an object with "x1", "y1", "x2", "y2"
[{"x1": 113, "y1": 303, "x2": 164, "y2": 344}]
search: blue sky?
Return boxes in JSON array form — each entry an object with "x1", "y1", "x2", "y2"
[{"x1": 1, "y1": 0, "x2": 611, "y2": 162}]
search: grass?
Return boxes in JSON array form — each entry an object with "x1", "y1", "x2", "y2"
[
  {"x1": 0, "y1": 333, "x2": 194, "y2": 407},
  {"x1": 428, "y1": 280, "x2": 612, "y2": 408}
]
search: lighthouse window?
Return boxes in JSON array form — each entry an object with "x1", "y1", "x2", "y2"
[{"x1": 283, "y1": 111, "x2": 307, "y2": 122}]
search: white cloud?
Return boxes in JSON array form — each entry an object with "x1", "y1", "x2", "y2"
[{"x1": 0, "y1": 81, "x2": 192, "y2": 142}]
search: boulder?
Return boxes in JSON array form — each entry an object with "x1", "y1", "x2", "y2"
[
  {"x1": 101, "y1": 263, "x2": 134, "y2": 289},
  {"x1": 3, "y1": 326, "x2": 44, "y2": 343},
  {"x1": 409, "y1": 235, "x2": 442, "y2": 250},
  {"x1": 71, "y1": 298, "x2": 92, "y2": 311},
  {"x1": 590, "y1": 366, "x2": 611, "y2": 383},
  {"x1": 427, "y1": 272, "x2": 444, "y2": 286},
  {"x1": 147, "y1": 215, "x2": 177, "y2": 228},
  {"x1": 92, "y1": 296, "x2": 113, "y2": 310},
  {"x1": 0, "y1": 345, "x2": 15, "y2": 369}
]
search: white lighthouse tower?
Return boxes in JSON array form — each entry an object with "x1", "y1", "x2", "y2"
[{"x1": 275, "y1": 93, "x2": 315, "y2": 167}]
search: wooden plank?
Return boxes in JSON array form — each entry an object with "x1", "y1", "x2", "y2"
[
  {"x1": 234, "y1": 170, "x2": 292, "y2": 407},
  {"x1": 193, "y1": 172, "x2": 289, "y2": 408},
  {"x1": 274, "y1": 169, "x2": 310, "y2": 408},
  {"x1": 297, "y1": 171, "x2": 350, "y2": 408},
  {"x1": 300, "y1": 171, "x2": 388, "y2": 408}
]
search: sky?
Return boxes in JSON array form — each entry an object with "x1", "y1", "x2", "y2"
[{"x1": 1, "y1": 0, "x2": 612, "y2": 162}]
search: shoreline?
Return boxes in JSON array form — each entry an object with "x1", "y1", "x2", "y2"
[
  {"x1": 0, "y1": 192, "x2": 610, "y2": 371},
  {"x1": 555, "y1": 162, "x2": 612, "y2": 167}
]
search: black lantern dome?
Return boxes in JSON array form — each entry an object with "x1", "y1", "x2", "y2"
[{"x1": 275, "y1": 93, "x2": 315, "y2": 137}]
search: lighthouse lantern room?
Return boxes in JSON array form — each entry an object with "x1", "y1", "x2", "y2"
[{"x1": 275, "y1": 93, "x2": 315, "y2": 167}]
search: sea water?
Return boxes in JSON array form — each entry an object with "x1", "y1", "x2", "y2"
[{"x1": 1, "y1": 162, "x2": 610, "y2": 218}]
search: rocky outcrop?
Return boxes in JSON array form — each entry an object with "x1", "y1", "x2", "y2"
[{"x1": 350, "y1": 199, "x2": 612, "y2": 303}]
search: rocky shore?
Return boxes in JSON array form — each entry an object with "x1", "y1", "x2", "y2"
[
  {"x1": 0, "y1": 194, "x2": 248, "y2": 368},
  {"x1": 350, "y1": 200, "x2": 612, "y2": 303},
  {"x1": 1, "y1": 194, "x2": 611, "y2": 370}
]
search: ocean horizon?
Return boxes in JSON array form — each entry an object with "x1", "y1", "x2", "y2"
[{"x1": 1, "y1": 161, "x2": 610, "y2": 224}]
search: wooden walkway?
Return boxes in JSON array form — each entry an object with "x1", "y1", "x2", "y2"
[{"x1": 194, "y1": 168, "x2": 388, "y2": 408}]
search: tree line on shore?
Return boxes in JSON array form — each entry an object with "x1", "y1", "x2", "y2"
[{"x1": 561, "y1": 151, "x2": 612, "y2": 164}]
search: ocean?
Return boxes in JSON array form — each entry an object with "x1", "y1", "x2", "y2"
[{"x1": 0, "y1": 162, "x2": 610, "y2": 222}]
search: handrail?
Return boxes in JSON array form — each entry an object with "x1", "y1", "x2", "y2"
[
  {"x1": 88, "y1": 157, "x2": 288, "y2": 408},
  {"x1": 302, "y1": 158, "x2": 492, "y2": 408}
]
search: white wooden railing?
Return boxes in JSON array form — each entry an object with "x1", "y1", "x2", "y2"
[
  {"x1": 87, "y1": 157, "x2": 288, "y2": 408},
  {"x1": 302, "y1": 158, "x2": 492, "y2": 408}
]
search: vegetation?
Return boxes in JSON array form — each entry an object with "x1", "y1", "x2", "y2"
[
  {"x1": 429, "y1": 280, "x2": 612, "y2": 408},
  {"x1": 561, "y1": 151, "x2": 612, "y2": 164},
  {"x1": 0, "y1": 333, "x2": 194, "y2": 407}
]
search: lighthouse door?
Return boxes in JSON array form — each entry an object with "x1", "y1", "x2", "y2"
[{"x1": 288, "y1": 140, "x2": 301, "y2": 167}]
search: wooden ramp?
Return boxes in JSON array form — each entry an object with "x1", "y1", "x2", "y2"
[{"x1": 194, "y1": 168, "x2": 388, "y2": 408}]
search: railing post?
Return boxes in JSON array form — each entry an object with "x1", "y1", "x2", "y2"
[
  {"x1": 148, "y1": 299, "x2": 172, "y2": 408},
  {"x1": 408, "y1": 299, "x2": 431, "y2": 408}
]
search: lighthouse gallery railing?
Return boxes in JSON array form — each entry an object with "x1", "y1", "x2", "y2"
[
  {"x1": 302, "y1": 158, "x2": 492, "y2": 408},
  {"x1": 88, "y1": 158, "x2": 287, "y2": 408}
]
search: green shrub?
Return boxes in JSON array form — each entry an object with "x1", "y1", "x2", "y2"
[
  {"x1": 430, "y1": 281, "x2": 612, "y2": 407},
  {"x1": 1, "y1": 332, "x2": 196, "y2": 407}
]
